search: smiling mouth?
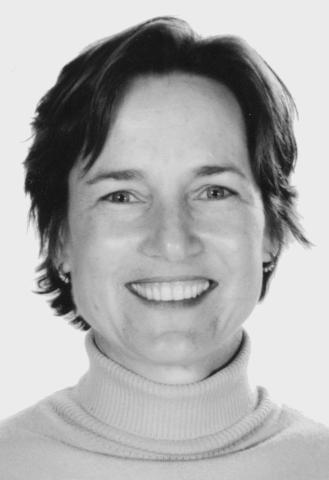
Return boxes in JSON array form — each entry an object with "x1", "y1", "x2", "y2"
[{"x1": 126, "y1": 277, "x2": 218, "y2": 305}]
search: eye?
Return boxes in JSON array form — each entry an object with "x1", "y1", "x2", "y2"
[
  {"x1": 101, "y1": 191, "x2": 139, "y2": 204},
  {"x1": 198, "y1": 185, "x2": 235, "y2": 200}
]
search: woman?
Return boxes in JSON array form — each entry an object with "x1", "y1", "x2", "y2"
[{"x1": 1, "y1": 16, "x2": 328, "y2": 479}]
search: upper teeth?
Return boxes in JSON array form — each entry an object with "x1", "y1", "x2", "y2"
[{"x1": 130, "y1": 280, "x2": 211, "y2": 301}]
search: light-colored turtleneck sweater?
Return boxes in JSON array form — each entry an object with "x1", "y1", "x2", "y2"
[{"x1": 1, "y1": 330, "x2": 329, "y2": 479}]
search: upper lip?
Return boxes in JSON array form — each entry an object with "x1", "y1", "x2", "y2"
[{"x1": 126, "y1": 276, "x2": 216, "y2": 285}]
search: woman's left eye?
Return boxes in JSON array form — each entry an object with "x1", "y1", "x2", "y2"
[{"x1": 198, "y1": 185, "x2": 235, "y2": 200}]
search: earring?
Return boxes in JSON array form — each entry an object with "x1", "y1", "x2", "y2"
[
  {"x1": 58, "y1": 264, "x2": 71, "y2": 284},
  {"x1": 263, "y1": 260, "x2": 276, "y2": 274}
]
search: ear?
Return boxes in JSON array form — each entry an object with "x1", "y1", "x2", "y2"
[
  {"x1": 53, "y1": 223, "x2": 72, "y2": 274},
  {"x1": 262, "y1": 224, "x2": 280, "y2": 263}
]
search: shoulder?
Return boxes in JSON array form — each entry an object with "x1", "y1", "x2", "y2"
[
  {"x1": 0, "y1": 405, "x2": 40, "y2": 445},
  {"x1": 0, "y1": 407, "x2": 48, "y2": 478},
  {"x1": 0, "y1": 390, "x2": 80, "y2": 479},
  {"x1": 258, "y1": 402, "x2": 329, "y2": 476},
  {"x1": 277, "y1": 404, "x2": 329, "y2": 443}
]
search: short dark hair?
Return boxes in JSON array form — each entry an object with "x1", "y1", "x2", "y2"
[{"x1": 24, "y1": 16, "x2": 311, "y2": 330}]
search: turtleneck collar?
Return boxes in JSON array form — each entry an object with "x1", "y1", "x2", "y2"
[{"x1": 76, "y1": 329, "x2": 258, "y2": 442}]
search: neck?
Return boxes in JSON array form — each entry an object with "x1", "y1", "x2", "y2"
[
  {"x1": 93, "y1": 329, "x2": 244, "y2": 385},
  {"x1": 76, "y1": 328, "x2": 257, "y2": 441}
]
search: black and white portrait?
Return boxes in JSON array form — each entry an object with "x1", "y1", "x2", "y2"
[{"x1": 1, "y1": 2, "x2": 328, "y2": 478}]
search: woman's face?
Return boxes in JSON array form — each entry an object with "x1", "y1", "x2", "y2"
[{"x1": 62, "y1": 73, "x2": 274, "y2": 383}]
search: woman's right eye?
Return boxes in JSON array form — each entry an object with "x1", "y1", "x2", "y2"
[{"x1": 102, "y1": 191, "x2": 139, "y2": 204}]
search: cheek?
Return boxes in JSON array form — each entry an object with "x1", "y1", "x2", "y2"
[
  {"x1": 202, "y1": 206, "x2": 265, "y2": 258},
  {"x1": 69, "y1": 210, "x2": 128, "y2": 268},
  {"x1": 67, "y1": 217, "x2": 128, "y2": 312},
  {"x1": 205, "y1": 209, "x2": 265, "y2": 300}
]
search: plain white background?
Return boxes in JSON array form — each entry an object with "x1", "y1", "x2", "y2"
[{"x1": 0, "y1": 1, "x2": 328, "y2": 425}]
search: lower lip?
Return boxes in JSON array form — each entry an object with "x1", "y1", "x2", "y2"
[{"x1": 126, "y1": 282, "x2": 218, "y2": 308}]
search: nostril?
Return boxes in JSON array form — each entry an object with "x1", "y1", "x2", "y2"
[{"x1": 139, "y1": 222, "x2": 203, "y2": 261}]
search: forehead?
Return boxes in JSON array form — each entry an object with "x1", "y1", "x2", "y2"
[
  {"x1": 111, "y1": 73, "x2": 246, "y2": 142},
  {"x1": 77, "y1": 72, "x2": 251, "y2": 181}
]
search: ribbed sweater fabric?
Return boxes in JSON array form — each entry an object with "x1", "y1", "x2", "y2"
[{"x1": 1, "y1": 329, "x2": 329, "y2": 479}]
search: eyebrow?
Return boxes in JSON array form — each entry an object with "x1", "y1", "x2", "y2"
[
  {"x1": 86, "y1": 169, "x2": 144, "y2": 184},
  {"x1": 193, "y1": 165, "x2": 247, "y2": 180},
  {"x1": 86, "y1": 164, "x2": 247, "y2": 185}
]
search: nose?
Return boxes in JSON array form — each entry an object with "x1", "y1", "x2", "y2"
[{"x1": 139, "y1": 203, "x2": 203, "y2": 262}]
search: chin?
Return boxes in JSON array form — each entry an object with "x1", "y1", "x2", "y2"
[{"x1": 139, "y1": 331, "x2": 206, "y2": 363}]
